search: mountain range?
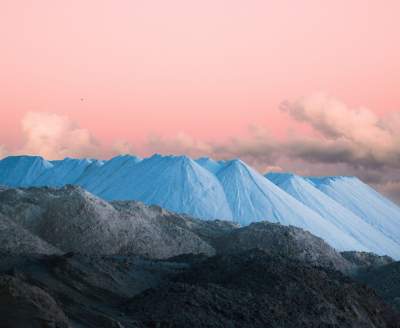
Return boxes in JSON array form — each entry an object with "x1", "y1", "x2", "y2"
[{"x1": 0, "y1": 154, "x2": 400, "y2": 259}]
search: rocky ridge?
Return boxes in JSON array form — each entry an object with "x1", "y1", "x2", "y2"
[{"x1": 0, "y1": 185, "x2": 399, "y2": 327}]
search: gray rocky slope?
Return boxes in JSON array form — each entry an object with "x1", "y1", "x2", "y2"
[
  {"x1": 341, "y1": 251, "x2": 394, "y2": 269},
  {"x1": 0, "y1": 275, "x2": 69, "y2": 328},
  {"x1": 0, "y1": 185, "x2": 395, "y2": 274},
  {"x1": 0, "y1": 185, "x2": 356, "y2": 270},
  {"x1": 0, "y1": 185, "x2": 399, "y2": 327},
  {"x1": 213, "y1": 221, "x2": 354, "y2": 273},
  {"x1": 354, "y1": 261, "x2": 400, "y2": 311},
  {"x1": 0, "y1": 213, "x2": 61, "y2": 255},
  {"x1": 0, "y1": 186, "x2": 215, "y2": 258},
  {"x1": 0, "y1": 251, "x2": 398, "y2": 328}
]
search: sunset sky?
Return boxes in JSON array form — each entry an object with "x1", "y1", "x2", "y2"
[{"x1": 1, "y1": 1, "x2": 399, "y2": 202}]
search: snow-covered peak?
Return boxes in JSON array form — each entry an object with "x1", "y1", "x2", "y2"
[
  {"x1": 63, "y1": 156, "x2": 93, "y2": 162},
  {"x1": 195, "y1": 157, "x2": 224, "y2": 174},
  {"x1": 219, "y1": 158, "x2": 254, "y2": 175},
  {"x1": 151, "y1": 154, "x2": 195, "y2": 164},
  {"x1": 172, "y1": 154, "x2": 193, "y2": 163},
  {"x1": 76, "y1": 154, "x2": 141, "y2": 194},
  {"x1": 146, "y1": 153, "x2": 165, "y2": 161},
  {"x1": 99, "y1": 154, "x2": 233, "y2": 221},
  {"x1": 216, "y1": 158, "x2": 369, "y2": 251},
  {"x1": 267, "y1": 172, "x2": 400, "y2": 259},
  {"x1": 0, "y1": 156, "x2": 53, "y2": 187},
  {"x1": 32, "y1": 157, "x2": 96, "y2": 187},
  {"x1": 0, "y1": 155, "x2": 52, "y2": 167},
  {"x1": 306, "y1": 175, "x2": 400, "y2": 245},
  {"x1": 266, "y1": 172, "x2": 297, "y2": 183},
  {"x1": 225, "y1": 158, "x2": 246, "y2": 166},
  {"x1": 109, "y1": 154, "x2": 142, "y2": 162}
]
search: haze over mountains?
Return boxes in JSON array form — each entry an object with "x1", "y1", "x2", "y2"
[{"x1": 1, "y1": 154, "x2": 400, "y2": 259}]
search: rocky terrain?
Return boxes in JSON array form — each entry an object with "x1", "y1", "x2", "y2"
[
  {"x1": 341, "y1": 251, "x2": 394, "y2": 269},
  {"x1": 0, "y1": 185, "x2": 398, "y2": 327},
  {"x1": 0, "y1": 186, "x2": 368, "y2": 271},
  {"x1": 213, "y1": 221, "x2": 354, "y2": 273},
  {"x1": 128, "y1": 250, "x2": 400, "y2": 328},
  {"x1": 0, "y1": 185, "x2": 361, "y2": 272},
  {"x1": 0, "y1": 251, "x2": 399, "y2": 328},
  {"x1": 0, "y1": 213, "x2": 61, "y2": 255},
  {"x1": 354, "y1": 261, "x2": 400, "y2": 311},
  {"x1": 2, "y1": 154, "x2": 400, "y2": 259},
  {"x1": 0, "y1": 186, "x2": 215, "y2": 258},
  {"x1": 0, "y1": 275, "x2": 69, "y2": 328}
]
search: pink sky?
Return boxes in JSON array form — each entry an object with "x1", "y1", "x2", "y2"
[{"x1": 1, "y1": 0, "x2": 400, "y2": 154}]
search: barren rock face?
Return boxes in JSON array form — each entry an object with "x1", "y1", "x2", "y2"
[
  {"x1": 213, "y1": 221, "x2": 355, "y2": 273},
  {"x1": 113, "y1": 201, "x2": 216, "y2": 258},
  {"x1": 341, "y1": 251, "x2": 394, "y2": 269},
  {"x1": 126, "y1": 250, "x2": 400, "y2": 328},
  {"x1": 0, "y1": 186, "x2": 399, "y2": 327},
  {"x1": 0, "y1": 275, "x2": 69, "y2": 328},
  {"x1": 0, "y1": 186, "x2": 366, "y2": 272},
  {"x1": 0, "y1": 252, "x2": 398, "y2": 328},
  {"x1": 0, "y1": 186, "x2": 215, "y2": 258},
  {"x1": 0, "y1": 214, "x2": 60, "y2": 255},
  {"x1": 354, "y1": 261, "x2": 400, "y2": 311},
  {"x1": 0, "y1": 253, "x2": 189, "y2": 327}
]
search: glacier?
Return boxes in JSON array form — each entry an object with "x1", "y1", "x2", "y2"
[{"x1": 0, "y1": 154, "x2": 399, "y2": 257}]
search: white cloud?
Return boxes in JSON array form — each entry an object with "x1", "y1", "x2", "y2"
[
  {"x1": 280, "y1": 94, "x2": 400, "y2": 168},
  {"x1": 18, "y1": 112, "x2": 101, "y2": 159}
]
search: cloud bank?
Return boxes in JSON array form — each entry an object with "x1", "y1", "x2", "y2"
[
  {"x1": 280, "y1": 94, "x2": 400, "y2": 169},
  {"x1": 2, "y1": 95, "x2": 399, "y2": 204},
  {"x1": 143, "y1": 94, "x2": 400, "y2": 203}
]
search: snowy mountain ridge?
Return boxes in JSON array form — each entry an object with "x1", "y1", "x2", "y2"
[
  {"x1": 266, "y1": 172, "x2": 400, "y2": 258},
  {"x1": 0, "y1": 154, "x2": 399, "y2": 258}
]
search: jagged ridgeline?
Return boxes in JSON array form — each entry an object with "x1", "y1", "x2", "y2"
[{"x1": 0, "y1": 154, "x2": 400, "y2": 259}]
